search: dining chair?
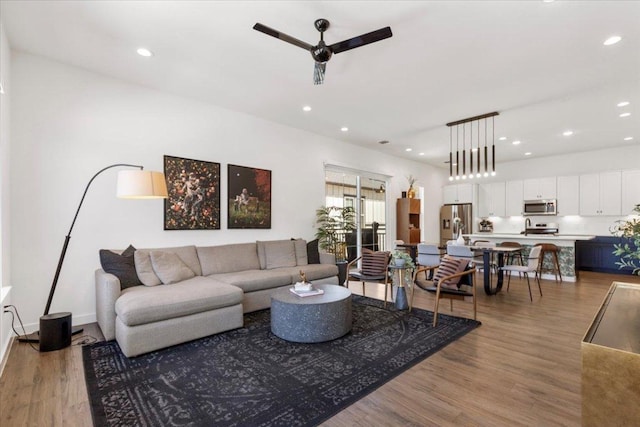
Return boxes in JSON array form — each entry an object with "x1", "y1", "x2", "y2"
[
  {"x1": 500, "y1": 245, "x2": 543, "y2": 301},
  {"x1": 346, "y1": 248, "x2": 392, "y2": 305},
  {"x1": 410, "y1": 256, "x2": 477, "y2": 326},
  {"x1": 416, "y1": 244, "x2": 441, "y2": 279}
]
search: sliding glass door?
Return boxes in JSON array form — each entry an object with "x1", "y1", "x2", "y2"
[{"x1": 324, "y1": 168, "x2": 387, "y2": 262}]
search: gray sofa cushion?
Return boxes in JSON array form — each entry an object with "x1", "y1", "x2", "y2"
[
  {"x1": 293, "y1": 238, "x2": 308, "y2": 266},
  {"x1": 150, "y1": 251, "x2": 196, "y2": 285},
  {"x1": 210, "y1": 269, "x2": 293, "y2": 293},
  {"x1": 197, "y1": 243, "x2": 260, "y2": 275},
  {"x1": 257, "y1": 240, "x2": 297, "y2": 270},
  {"x1": 135, "y1": 245, "x2": 202, "y2": 286},
  {"x1": 115, "y1": 276, "x2": 242, "y2": 326},
  {"x1": 278, "y1": 264, "x2": 339, "y2": 283}
]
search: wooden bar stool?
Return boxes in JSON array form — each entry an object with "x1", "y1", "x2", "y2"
[{"x1": 534, "y1": 243, "x2": 562, "y2": 282}]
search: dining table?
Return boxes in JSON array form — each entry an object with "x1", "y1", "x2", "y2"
[{"x1": 471, "y1": 245, "x2": 522, "y2": 295}]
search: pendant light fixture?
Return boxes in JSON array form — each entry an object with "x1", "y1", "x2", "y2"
[{"x1": 447, "y1": 111, "x2": 499, "y2": 180}]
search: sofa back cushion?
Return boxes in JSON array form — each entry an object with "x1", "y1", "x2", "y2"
[
  {"x1": 150, "y1": 251, "x2": 196, "y2": 285},
  {"x1": 197, "y1": 243, "x2": 260, "y2": 276},
  {"x1": 134, "y1": 245, "x2": 201, "y2": 286},
  {"x1": 257, "y1": 240, "x2": 297, "y2": 270},
  {"x1": 293, "y1": 238, "x2": 308, "y2": 266}
]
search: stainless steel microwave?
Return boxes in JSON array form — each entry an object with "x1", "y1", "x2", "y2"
[{"x1": 523, "y1": 199, "x2": 557, "y2": 216}]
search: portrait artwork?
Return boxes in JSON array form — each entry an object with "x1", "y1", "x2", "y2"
[
  {"x1": 228, "y1": 164, "x2": 271, "y2": 229},
  {"x1": 164, "y1": 155, "x2": 220, "y2": 230}
]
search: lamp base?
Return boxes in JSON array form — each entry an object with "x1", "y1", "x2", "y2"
[{"x1": 17, "y1": 312, "x2": 83, "y2": 351}]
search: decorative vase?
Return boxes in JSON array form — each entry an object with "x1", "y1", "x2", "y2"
[
  {"x1": 456, "y1": 234, "x2": 465, "y2": 245},
  {"x1": 407, "y1": 185, "x2": 416, "y2": 199}
]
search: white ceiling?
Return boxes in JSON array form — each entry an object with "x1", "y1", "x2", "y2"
[{"x1": 2, "y1": 1, "x2": 639, "y2": 170}]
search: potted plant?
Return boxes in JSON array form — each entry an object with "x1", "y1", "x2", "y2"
[
  {"x1": 315, "y1": 206, "x2": 356, "y2": 262},
  {"x1": 392, "y1": 250, "x2": 415, "y2": 269},
  {"x1": 610, "y1": 203, "x2": 640, "y2": 275}
]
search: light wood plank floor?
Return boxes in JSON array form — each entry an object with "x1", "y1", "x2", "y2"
[{"x1": 1, "y1": 272, "x2": 638, "y2": 427}]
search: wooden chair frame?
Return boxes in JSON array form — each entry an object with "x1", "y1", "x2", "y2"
[
  {"x1": 410, "y1": 265, "x2": 477, "y2": 326},
  {"x1": 346, "y1": 252, "x2": 392, "y2": 306}
]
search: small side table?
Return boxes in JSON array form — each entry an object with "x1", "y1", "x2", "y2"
[{"x1": 388, "y1": 264, "x2": 413, "y2": 310}]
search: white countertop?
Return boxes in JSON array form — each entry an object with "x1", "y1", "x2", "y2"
[{"x1": 465, "y1": 233, "x2": 595, "y2": 242}]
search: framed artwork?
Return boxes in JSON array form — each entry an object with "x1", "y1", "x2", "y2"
[
  {"x1": 164, "y1": 155, "x2": 220, "y2": 230},
  {"x1": 228, "y1": 164, "x2": 271, "y2": 229}
]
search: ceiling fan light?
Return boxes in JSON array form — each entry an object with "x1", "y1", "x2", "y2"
[{"x1": 313, "y1": 62, "x2": 326, "y2": 85}]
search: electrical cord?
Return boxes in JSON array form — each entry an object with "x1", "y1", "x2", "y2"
[
  {"x1": 3, "y1": 304, "x2": 99, "y2": 350},
  {"x1": 3, "y1": 305, "x2": 39, "y2": 352}
]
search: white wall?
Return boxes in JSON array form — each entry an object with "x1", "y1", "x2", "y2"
[
  {"x1": 0, "y1": 20, "x2": 13, "y2": 366},
  {"x1": 10, "y1": 52, "x2": 446, "y2": 331}
]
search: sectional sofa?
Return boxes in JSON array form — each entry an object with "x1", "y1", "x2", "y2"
[{"x1": 95, "y1": 239, "x2": 338, "y2": 357}]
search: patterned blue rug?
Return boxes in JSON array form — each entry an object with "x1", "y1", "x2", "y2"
[{"x1": 83, "y1": 295, "x2": 480, "y2": 426}]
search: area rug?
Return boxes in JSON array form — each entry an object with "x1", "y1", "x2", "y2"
[{"x1": 83, "y1": 295, "x2": 480, "y2": 427}]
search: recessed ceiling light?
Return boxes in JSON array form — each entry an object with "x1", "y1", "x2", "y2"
[
  {"x1": 512, "y1": 140, "x2": 521, "y2": 145},
  {"x1": 302, "y1": 105, "x2": 312, "y2": 112},
  {"x1": 419, "y1": 152, "x2": 425, "y2": 156},
  {"x1": 624, "y1": 136, "x2": 634, "y2": 141},
  {"x1": 620, "y1": 112, "x2": 631, "y2": 118},
  {"x1": 603, "y1": 36, "x2": 622, "y2": 46},
  {"x1": 136, "y1": 47, "x2": 153, "y2": 57},
  {"x1": 499, "y1": 136, "x2": 507, "y2": 141},
  {"x1": 471, "y1": 147, "x2": 478, "y2": 152},
  {"x1": 405, "y1": 148, "x2": 413, "y2": 152},
  {"x1": 340, "y1": 126, "x2": 349, "y2": 132},
  {"x1": 0, "y1": 83, "x2": 4, "y2": 94},
  {"x1": 452, "y1": 162, "x2": 458, "y2": 166},
  {"x1": 542, "y1": 0, "x2": 555, "y2": 3},
  {"x1": 524, "y1": 152, "x2": 532, "y2": 156},
  {"x1": 563, "y1": 130, "x2": 574, "y2": 136},
  {"x1": 617, "y1": 101, "x2": 630, "y2": 107}
]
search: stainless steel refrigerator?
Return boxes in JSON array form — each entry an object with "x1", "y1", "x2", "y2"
[{"x1": 440, "y1": 204, "x2": 473, "y2": 246}]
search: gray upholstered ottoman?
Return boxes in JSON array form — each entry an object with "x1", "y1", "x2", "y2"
[{"x1": 270, "y1": 284, "x2": 352, "y2": 343}]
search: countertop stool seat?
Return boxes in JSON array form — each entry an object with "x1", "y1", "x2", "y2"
[{"x1": 535, "y1": 243, "x2": 562, "y2": 282}]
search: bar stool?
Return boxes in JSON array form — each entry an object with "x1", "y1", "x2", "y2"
[{"x1": 534, "y1": 243, "x2": 562, "y2": 282}]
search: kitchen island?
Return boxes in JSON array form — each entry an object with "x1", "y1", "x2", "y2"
[{"x1": 464, "y1": 233, "x2": 595, "y2": 282}]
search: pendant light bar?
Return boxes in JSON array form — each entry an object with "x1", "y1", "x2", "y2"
[{"x1": 446, "y1": 111, "x2": 499, "y2": 180}]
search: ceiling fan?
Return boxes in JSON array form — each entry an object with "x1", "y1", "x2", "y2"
[{"x1": 253, "y1": 19, "x2": 392, "y2": 85}]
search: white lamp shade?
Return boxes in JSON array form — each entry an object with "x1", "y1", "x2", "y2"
[{"x1": 117, "y1": 170, "x2": 168, "y2": 199}]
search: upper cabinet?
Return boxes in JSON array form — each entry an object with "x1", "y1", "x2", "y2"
[
  {"x1": 523, "y1": 177, "x2": 557, "y2": 200},
  {"x1": 443, "y1": 183, "x2": 474, "y2": 204},
  {"x1": 505, "y1": 180, "x2": 524, "y2": 216},
  {"x1": 579, "y1": 172, "x2": 621, "y2": 216},
  {"x1": 621, "y1": 169, "x2": 640, "y2": 214},
  {"x1": 556, "y1": 175, "x2": 580, "y2": 216},
  {"x1": 478, "y1": 182, "x2": 506, "y2": 217}
]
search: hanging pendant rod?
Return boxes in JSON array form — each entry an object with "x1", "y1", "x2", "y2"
[{"x1": 446, "y1": 111, "x2": 499, "y2": 127}]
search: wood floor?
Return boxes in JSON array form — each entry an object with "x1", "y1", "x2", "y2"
[{"x1": 1, "y1": 271, "x2": 638, "y2": 427}]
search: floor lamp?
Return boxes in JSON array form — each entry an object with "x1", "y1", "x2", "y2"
[{"x1": 18, "y1": 163, "x2": 168, "y2": 352}]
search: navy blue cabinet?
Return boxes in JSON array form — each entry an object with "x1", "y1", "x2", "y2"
[{"x1": 576, "y1": 236, "x2": 637, "y2": 275}]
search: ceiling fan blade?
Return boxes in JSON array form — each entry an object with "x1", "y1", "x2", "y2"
[
  {"x1": 329, "y1": 27, "x2": 393, "y2": 54},
  {"x1": 253, "y1": 23, "x2": 313, "y2": 51}
]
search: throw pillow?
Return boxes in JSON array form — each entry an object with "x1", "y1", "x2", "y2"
[
  {"x1": 149, "y1": 251, "x2": 196, "y2": 285},
  {"x1": 361, "y1": 249, "x2": 390, "y2": 277},
  {"x1": 306, "y1": 239, "x2": 320, "y2": 264},
  {"x1": 292, "y1": 238, "x2": 308, "y2": 266},
  {"x1": 262, "y1": 240, "x2": 297, "y2": 270},
  {"x1": 134, "y1": 250, "x2": 162, "y2": 287},
  {"x1": 433, "y1": 256, "x2": 469, "y2": 288},
  {"x1": 99, "y1": 245, "x2": 142, "y2": 289}
]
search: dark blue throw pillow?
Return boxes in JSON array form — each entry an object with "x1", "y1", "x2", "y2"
[
  {"x1": 99, "y1": 244, "x2": 142, "y2": 289},
  {"x1": 307, "y1": 239, "x2": 321, "y2": 264}
]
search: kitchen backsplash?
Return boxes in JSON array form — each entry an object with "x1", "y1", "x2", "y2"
[{"x1": 484, "y1": 214, "x2": 634, "y2": 236}]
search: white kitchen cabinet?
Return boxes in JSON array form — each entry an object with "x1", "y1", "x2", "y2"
[
  {"x1": 443, "y1": 183, "x2": 474, "y2": 204},
  {"x1": 579, "y1": 171, "x2": 621, "y2": 216},
  {"x1": 478, "y1": 182, "x2": 506, "y2": 217},
  {"x1": 621, "y1": 169, "x2": 640, "y2": 214},
  {"x1": 505, "y1": 180, "x2": 524, "y2": 216},
  {"x1": 523, "y1": 177, "x2": 557, "y2": 200},
  {"x1": 557, "y1": 175, "x2": 580, "y2": 216}
]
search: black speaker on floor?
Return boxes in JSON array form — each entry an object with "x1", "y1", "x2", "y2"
[{"x1": 39, "y1": 312, "x2": 72, "y2": 352}]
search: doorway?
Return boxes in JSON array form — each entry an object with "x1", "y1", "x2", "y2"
[{"x1": 324, "y1": 168, "x2": 387, "y2": 261}]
